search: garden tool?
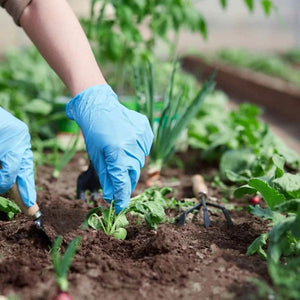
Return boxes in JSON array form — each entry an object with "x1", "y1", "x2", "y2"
[
  {"x1": 10, "y1": 183, "x2": 54, "y2": 245},
  {"x1": 77, "y1": 162, "x2": 101, "y2": 202},
  {"x1": 177, "y1": 175, "x2": 233, "y2": 228}
]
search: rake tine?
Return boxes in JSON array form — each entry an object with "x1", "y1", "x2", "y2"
[
  {"x1": 205, "y1": 202, "x2": 234, "y2": 226},
  {"x1": 177, "y1": 203, "x2": 202, "y2": 227},
  {"x1": 200, "y1": 194, "x2": 210, "y2": 228}
]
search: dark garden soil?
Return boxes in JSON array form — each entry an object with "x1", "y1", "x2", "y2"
[{"x1": 0, "y1": 151, "x2": 270, "y2": 300}]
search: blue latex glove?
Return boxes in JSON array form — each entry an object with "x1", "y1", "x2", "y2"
[
  {"x1": 66, "y1": 84, "x2": 153, "y2": 213},
  {"x1": 0, "y1": 107, "x2": 36, "y2": 207}
]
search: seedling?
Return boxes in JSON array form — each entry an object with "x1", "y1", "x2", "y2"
[
  {"x1": 128, "y1": 187, "x2": 169, "y2": 229},
  {"x1": 87, "y1": 201, "x2": 129, "y2": 240},
  {"x1": 84, "y1": 186, "x2": 174, "y2": 238},
  {"x1": 0, "y1": 196, "x2": 21, "y2": 220},
  {"x1": 134, "y1": 61, "x2": 215, "y2": 185},
  {"x1": 50, "y1": 236, "x2": 81, "y2": 300}
]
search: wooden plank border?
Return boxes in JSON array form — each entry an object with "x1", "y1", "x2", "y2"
[{"x1": 181, "y1": 56, "x2": 300, "y2": 122}]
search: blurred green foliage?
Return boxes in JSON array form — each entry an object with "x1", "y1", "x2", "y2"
[
  {"x1": 0, "y1": 47, "x2": 76, "y2": 167},
  {"x1": 212, "y1": 48, "x2": 300, "y2": 87}
]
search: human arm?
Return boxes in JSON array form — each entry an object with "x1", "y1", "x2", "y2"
[
  {"x1": 19, "y1": 0, "x2": 106, "y2": 97},
  {"x1": 16, "y1": 0, "x2": 153, "y2": 212}
]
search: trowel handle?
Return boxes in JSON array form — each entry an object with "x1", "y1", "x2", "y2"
[
  {"x1": 11, "y1": 183, "x2": 41, "y2": 219},
  {"x1": 191, "y1": 175, "x2": 208, "y2": 196}
]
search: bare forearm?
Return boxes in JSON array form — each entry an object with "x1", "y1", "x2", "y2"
[{"x1": 19, "y1": 0, "x2": 106, "y2": 96}]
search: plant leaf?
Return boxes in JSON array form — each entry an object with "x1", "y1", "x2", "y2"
[
  {"x1": 0, "y1": 196, "x2": 21, "y2": 219},
  {"x1": 220, "y1": 149, "x2": 256, "y2": 182},
  {"x1": 234, "y1": 185, "x2": 257, "y2": 198},
  {"x1": 246, "y1": 232, "x2": 268, "y2": 260},
  {"x1": 272, "y1": 154, "x2": 285, "y2": 178},
  {"x1": 219, "y1": 0, "x2": 227, "y2": 9},
  {"x1": 274, "y1": 199, "x2": 300, "y2": 214},
  {"x1": 113, "y1": 228, "x2": 127, "y2": 240},
  {"x1": 114, "y1": 213, "x2": 129, "y2": 229},
  {"x1": 273, "y1": 173, "x2": 300, "y2": 199},
  {"x1": 248, "y1": 205, "x2": 273, "y2": 220},
  {"x1": 88, "y1": 213, "x2": 106, "y2": 231},
  {"x1": 244, "y1": 0, "x2": 254, "y2": 12},
  {"x1": 249, "y1": 178, "x2": 286, "y2": 209},
  {"x1": 60, "y1": 236, "x2": 82, "y2": 289},
  {"x1": 261, "y1": 0, "x2": 273, "y2": 16},
  {"x1": 82, "y1": 207, "x2": 104, "y2": 229}
]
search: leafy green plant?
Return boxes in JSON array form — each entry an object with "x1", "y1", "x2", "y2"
[
  {"x1": 84, "y1": 186, "x2": 175, "y2": 239},
  {"x1": 0, "y1": 47, "x2": 71, "y2": 167},
  {"x1": 51, "y1": 236, "x2": 81, "y2": 294},
  {"x1": 234, "y1": 154, "x2": 300, "y2": 298},
  {"x1": 128, "y1": 187, "x2": 172, "y2": 228},
  {"x1": 134, "y1": 61, "x2": 215, "y2": 179},
  {"x1": 211, "y1": 48, "x2": 300, "y2": 87},
  {"x1": 188, "y1": 93, "x2": 299, "y2": 182},
  {"x1": 0, "y1": 196, "x2": 21, "y2": 220},
  {"x1": 82, "y1": 0, "x2": 208, "y2": 65},
  {"x1": 87, "y1": 201, "x2": 129, "y2": 240},
  {"x1": 82, "y1": 0, "x2": 273, "y2": 92}
]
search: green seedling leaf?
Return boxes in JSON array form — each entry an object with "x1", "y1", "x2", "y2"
[
  {"x1": 246, "y1": 232, "x2": 268, "y2": 260},
  {"x1": 273, "y1": 173, "x2": 300, "y2": 199},
  {"x1": 88, "y1": 213, "x2": 106, "y2": 232},
  {"x1": 269, "y1": 216, "x2": 295, "y2": 244},
  {"x1": 82, "y1": 207, "x2": 103, "y2": 229},
  {"x1": 268, "y1": 216, "x2": 296, "y2": 262},
  {"x1": 113, "y1": 228, "x2": 127, "y2": 240},
  {"x1": 248, "y1": 205, "x2": 273, "y2": 220},
  {"x1": 274, "y1": 199, "x2": 300, "y2": 214},
  {"x1": 234, "y1": 184, "x2": 257, "y2": 198},
  {"x1": 114, "y1": 214, "x2": 129, "y2": 229},
  {"x1": 249, "y1": 178, "x2": 285, "y2": 209},
  {"x1": 145, "y1": 201, "x2": 165, "y2": 219},
  {"x1": 220, "y1": 149, "x2": 256, "y2": 182},
  {"x1": 51, "y1": 236, "x2": 81, "y2": 292},
  {"x1": 291, "y1": 210, "x2": 300, "y2": 238},
  {"x1": 0, "y1": 196, "x2": 21, "y2": 219},
  {"x1": 272, "y1": 154, "x2": 285, "y2": 178},
  {"x1": 248, "y1": 205, "x2": 285, "y2": 225},
  {"x1": 261, "y1": 0, "x2": 273, "y2": 16},
  {"x1": 219, "y1": 0, "x2": 227, "y2": 9},
  {"x1": 85, "y1": 201, "x2": 129, "y2": 239},
  {"x1": 244, "y1": 0, "x2": 254, "y2": 12}
]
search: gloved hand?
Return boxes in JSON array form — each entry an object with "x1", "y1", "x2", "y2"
[
  {"x1": 0, "y1": 107, "x2": 36, "y2": 207},
  {"x1": 66, "y1": 84, "x2": 153, "y2": 213}
]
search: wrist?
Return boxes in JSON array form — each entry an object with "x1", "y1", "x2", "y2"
[{"x1": 65, "y1": 84, "x2": 118, "y2": 121}]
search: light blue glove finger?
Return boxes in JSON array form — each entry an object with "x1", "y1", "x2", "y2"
[
  {"x1": 66, "y1": 84, "x2": 154, "y2": 213},
  {"x1": 0, "y1": 108, "x2": 36, "y2": 207},
  {"x1": 105, "y1": 148, "x2": 141, "y2": 213},
  {"x1": 107, "y1": 162, "x2": 132, "y2": 214},
  {"x1": 0, "y1": 151, "x2": 22, "y2": 193},
  {"x1": 17, "y1": 148, "x2": 36, "y2": 207}
]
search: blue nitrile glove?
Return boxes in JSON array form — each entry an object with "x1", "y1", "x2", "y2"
[
  {"x1": 66, "y1": 84, "x2": 153, "y2": 213},
  {"x1": 0, "y1": 107, "x2": 36, "y2": 207}
]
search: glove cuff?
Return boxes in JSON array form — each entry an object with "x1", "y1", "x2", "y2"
[{"x1": 66, "y1": 84, "x2": 118, "y2": 121}]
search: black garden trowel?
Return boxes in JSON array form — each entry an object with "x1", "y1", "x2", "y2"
[
  {"x1": 76, "y1": 162, "x2": 101, "y2": 202},
  {"x1": 10, "y1": 183, "x2": 55, "y2": 246},
  {"x1": 177, "y1": 175, "x2": 233, "y2": 228}
]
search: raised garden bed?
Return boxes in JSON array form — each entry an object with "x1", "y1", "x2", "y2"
[
  {"x1": 0, "y1": 152, "x2": 269, "y2": 300},
  {"x1": 181, "y1": 56, "x2": 300, "y2": 122}
]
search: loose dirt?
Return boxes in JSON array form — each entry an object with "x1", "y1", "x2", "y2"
[{"x1": 0, "y1": 151, "x2": 269, "y2": 300}]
